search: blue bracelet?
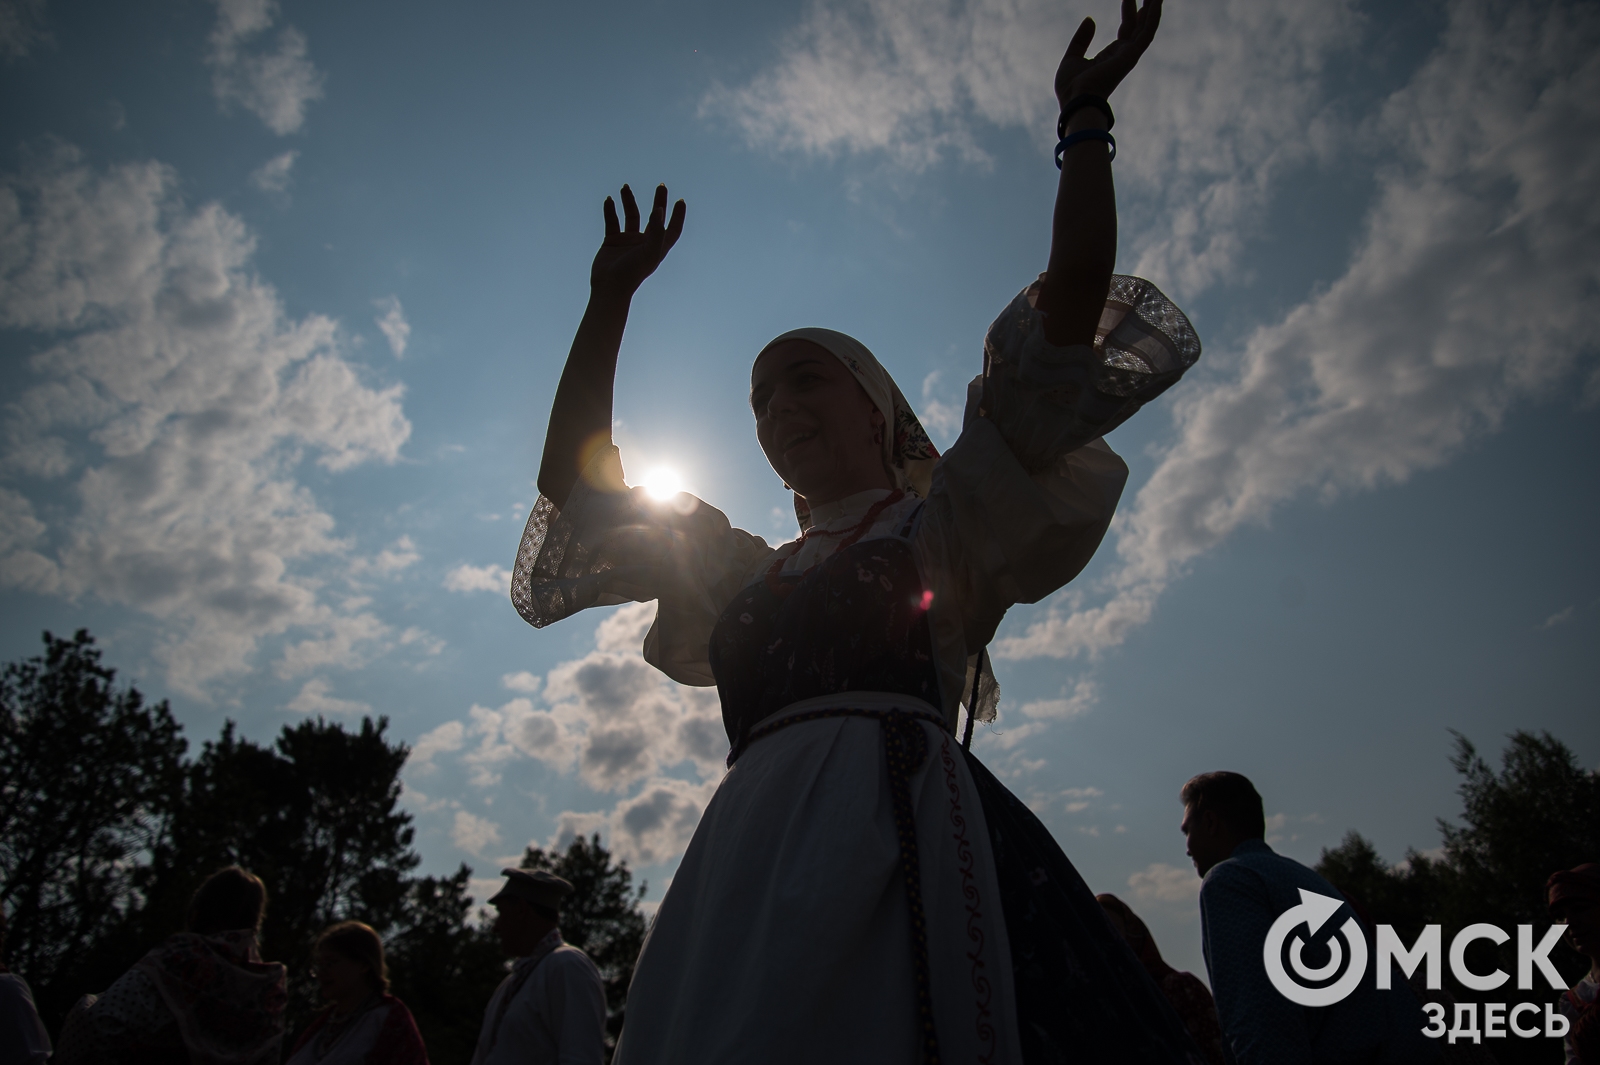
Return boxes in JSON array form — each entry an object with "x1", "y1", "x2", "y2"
[{"x1": 1055, "y1": 128, "x2": 1116, "y2": 169}]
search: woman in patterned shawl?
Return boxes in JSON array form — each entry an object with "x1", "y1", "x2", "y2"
[
  {"x1": 514, "y1": 1, "x2": 1203, "y2": 1060},
  {"x1": 54, "y1": 865, "x2": 287, "y2": 1065}
]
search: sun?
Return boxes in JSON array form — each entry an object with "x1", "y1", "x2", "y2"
[{"x1": 640, "y1": 466, "x2": 685, "y2": 501}]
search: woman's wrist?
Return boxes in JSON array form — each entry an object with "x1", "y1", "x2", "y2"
[
  {"x1": 586, "y1": 285, "x2": 634, "y2": 313},
  {"x1": 1059, "y1": 106, "x2": 1110, "y2": 135}
]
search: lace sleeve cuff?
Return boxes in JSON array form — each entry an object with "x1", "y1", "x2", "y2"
[
  {"x1": 510, "y1": 446, "x2": 653, "y2": 628},
  {"x1": 979, "y1": 273, "x2": 1201, "y2": 471}
]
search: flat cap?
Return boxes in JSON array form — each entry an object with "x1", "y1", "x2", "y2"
[{"x1": 489, "y1": 868, "x2": 574, "y2": 911}]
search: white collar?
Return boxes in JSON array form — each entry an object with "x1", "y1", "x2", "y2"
[{"x1": 804, "y1": 487, "x2": 898, "y2": 529}]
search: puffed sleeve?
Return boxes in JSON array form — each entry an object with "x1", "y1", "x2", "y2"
[
  {"x1": 510, "y1": 445, "x2": 775, "y2": 686},
  {"x1": 915, "y1": 273, "x2": 1200, "y2": 714}
]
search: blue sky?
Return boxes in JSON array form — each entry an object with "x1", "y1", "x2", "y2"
[{"x1": 1, "y1": 0, "x2": 1595, "y2": 979}]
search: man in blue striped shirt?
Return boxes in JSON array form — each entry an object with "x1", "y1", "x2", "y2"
[{"x1": 1181, "y1": 771, "x2": 1440, "y2": 1064}]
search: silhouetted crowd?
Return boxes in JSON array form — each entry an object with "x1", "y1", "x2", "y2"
[
  {"x1": 1, "y1": 771, "x2": 1595, "y2": 1064},
  {"x1": 0, "y1": 865, "x2": 602, "y2": 1065}
]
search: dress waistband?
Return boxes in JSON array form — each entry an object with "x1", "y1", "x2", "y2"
[{"x1": 728, "y1": 691, "x2": 947, "y2": 767}]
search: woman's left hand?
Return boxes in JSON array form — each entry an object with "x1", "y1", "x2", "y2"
[{"x1": 1054, "y1": 0, "x2": 1162, "y2": 108}]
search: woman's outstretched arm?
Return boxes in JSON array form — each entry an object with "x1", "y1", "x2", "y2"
[
  {"x1": 1037, "y1": 0, "x2": 1161, "y2": 347},
  {"x1": 537, "y1": 183, "x2": 686, "y2": 508}
]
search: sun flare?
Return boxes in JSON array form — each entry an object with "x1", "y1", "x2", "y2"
[{"x1": 641, "y1": 466, "x2": 685, "y2": 500}]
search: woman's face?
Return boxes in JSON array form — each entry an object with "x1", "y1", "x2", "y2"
[
  {"x1": 751, "y1": 340, "x2": 891, "y2": 505},
  {"x1": 313, "y1": 947, "x2": 370, "y2": 1009}
]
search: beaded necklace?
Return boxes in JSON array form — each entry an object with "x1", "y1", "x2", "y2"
[{"x1": 764, "y1": 490, "x2": 905, "y2": 598}]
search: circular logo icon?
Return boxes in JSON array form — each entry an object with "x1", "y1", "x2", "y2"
[{"x1": 1263, "y1": 888, "x2": 1368, "y2": 1007}]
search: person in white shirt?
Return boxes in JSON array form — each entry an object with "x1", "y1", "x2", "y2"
[{"x1": 471, "y1": 868, "x2": 606, "y2": 1065}]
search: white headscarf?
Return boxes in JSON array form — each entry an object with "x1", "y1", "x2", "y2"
[{"x1": 757, "y1": 328, "x2": 940, "y2": 533}]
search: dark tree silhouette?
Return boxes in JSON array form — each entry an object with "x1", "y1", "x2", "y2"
[
  {"x1": 519, "y1": 833, "x2": 648, "y2": 1060},
  {"x1": 136, "y1": 715, "x2": 423, "y2": 1032},
  {"x1": 386, "y1": 865, "x2": 505, "y2": 1065},
  {"x1": 1318, "y1": 730, "x2": 1600, "y2": 1065},
  {"x1": 0, "y1": 630, "x2": 187, "y2": 1028},
  {"x1": 0, "y1": 630, "x2": 652, "y2": 1064}
]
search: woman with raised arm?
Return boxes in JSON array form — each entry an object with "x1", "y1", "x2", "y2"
[{"x1": 514, "y1": 2, "x2": 1203, "y2": 1060}]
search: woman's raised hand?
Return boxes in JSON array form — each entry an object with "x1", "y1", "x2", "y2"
[
  {"x1": 591, "y1": 183, "x2": 687, "y2": 299},
  {"x1": 1054, "y1": 0, "x2": 1161, "y2": 108}
]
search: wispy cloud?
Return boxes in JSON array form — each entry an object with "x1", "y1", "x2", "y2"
[
  {"x1": 451, "y1": 809, "x2": 502, "y2": 856},
  {"x1": 1128, "y1": 861, "x2": 1200, "y2": 904},
  {"x1": 1539, "y1": 606, "x2": 1575, "y2": 630},
  {"x1": 501, "y1": 671, "x2": 542, "y2": 694},
  {"x1": 1017, "y1": 677, "x2": 1099, "y2": 720},
  {"x1": 416, "y1": 603, "x2": 729, "y2": 866},
  {"x1": 0, "y1": 147, "x2": 410, "y2": 696},
  {"x1": 373, "y1": 295, "x2": 410, "y2": 358},
  {"x1": 207, "y1": 0, "x2": 324, "y2": 135},
  {"x1": 408, "y1": 720, "x2": 466, "y2": 774},
  {"x1": 0, "y1": 0, "x2": 51, "y2": 61},
  {"x1": 250, "y1": 150, "x2": 297, "y2": 197},
  {"x1": 998, "y1": 0, "x2": 1600, "y2": 662},
  {"x1": 703, "y1": 0, "x2": 1362, "y2": 295},
  {"x1": 443, "y1": 563, "x2": 512, "y2": 593},
  {"x1": 287, "y1": 677, "x2": 373, "y2": 716}
]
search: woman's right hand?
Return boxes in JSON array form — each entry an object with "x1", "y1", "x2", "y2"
[{"x1": 591, "y1": 183, "x2": 687, "y2": 299}]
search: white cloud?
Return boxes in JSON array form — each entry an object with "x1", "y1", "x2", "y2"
[
  {"x1": 703, "y1": 0, "x2": 1361, "y2": 294},
  {"x1": 408, "y1": 720, "x2": 465, "y2": 774},
  {"x1": 462, "y1": 700, "x2": 533, "y2": 788},
  {"x1": 983, "y1": 719, "x2": 1050, "y2": 751},
  {"x1": 351, "y1": 535, "x2": 420, "y2": 577},
  {"x1": 452, "y1": 809, "x2": 502, "y2": 856},
  {"x1": 207, "y1": 0, "x2": 324, "y2": 135},
  {"x1": 1127, "y1": 861, "x2": 1200, "y2": 904},
  {"x1": 275, "y1": 612, "x2": 391, "y2": 678},
  {"x1": 0, "y1": 0, "x2": 51, "y2": 60},
  {"x1": 249, "y1": 150, "x2": 297, "y2": 196},
  {"x1": 594, "y1": 600, "x2": 656, "y2": 653},
  {"x1": 998, "y1": 0, "x2": 1600, "y2": 662},
  {"x1": 1539, "y1": 606, "x2": 1575, "y2": 630},
  {"x1": 399, "y1": 626, "x2": 446, "y2": 656},
  {"x1": 416, "y1": 604, "x2": 729, "y2": 867},
  {"x1": 919, "y1": 370, "x2": 963, "y2": 447},
  {"x1": 548, "y1": 809, "x2": 611, "y2": 852},
  {"x1": 0, "y1": 149, "x2": 410, "y2": 696},
  {"x1": 1017, "y1": 677, "x2": 1098, "y2": 720},
  {"x1": 443, "y1": 563, "x2": 512, "y2": 594},
  {"x1": 1025, "y1": 784, "x2": 1103, "y2": 817},
  {"x1": 373, "y1": 295, "x2": 410, "y2": 358},
  {"x1": 609, "y1": 777, "x2": 721, "y2": 866},
  {"x1": 501, "y1": 671, "x2": 542, "y2": 694},
  {"x1": 286, "y1": 677, "x2": 372, "y2": 716}
]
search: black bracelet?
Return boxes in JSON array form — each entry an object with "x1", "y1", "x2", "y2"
[
  {"x1": 1057, "y1": 94, "x2": 1114, "y2": 139},
  {"x1": 1055, "y1": 128, "x2": 1116, "y2": 169}
]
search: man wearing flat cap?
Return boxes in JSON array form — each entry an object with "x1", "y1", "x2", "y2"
[{"x1": 470, "y1": 868, "x2": 606, "y2": 1065}]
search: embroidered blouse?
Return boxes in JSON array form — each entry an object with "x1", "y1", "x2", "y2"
[{"x1": 512, "y1": 274, "x2": 1199, "y2": 731}]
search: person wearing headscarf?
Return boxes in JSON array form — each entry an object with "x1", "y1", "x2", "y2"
[
  {"x1": 1097, "y1": 894, "x2": 1226, "y2": 1065},
  {"x1": 515, "y1": 2, "x2": 1203, "y2": 1061},
  {"x1": 286, "y1": 921, "x2": 428, "y2": 1065},
  {"x1": 1550, "y1": 863, "x2": 1600, "y2": 1064},
  {"x1": 54, "y1": 865, "x2": 287, "y2": 1065}
]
